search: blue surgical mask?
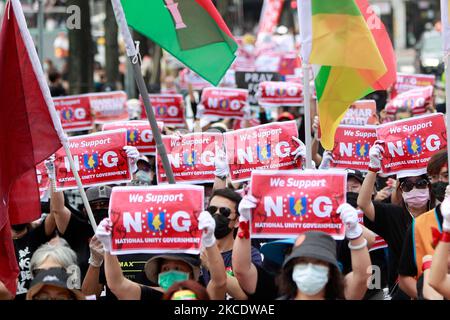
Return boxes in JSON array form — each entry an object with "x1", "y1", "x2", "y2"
[
  {"x1": 292, "y1": 263, "x2": 329, "y2": 296},
  {"x1": 158, "y1": 270, "x2": 189, "y2": 291}
]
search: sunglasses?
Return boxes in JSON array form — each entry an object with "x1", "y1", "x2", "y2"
[
  {"x1": 206, "y1": 206, "x2": 233, "y2": 218},
  {"x1": 400, "y1": 178, "x2": 429, "y2": 192}
]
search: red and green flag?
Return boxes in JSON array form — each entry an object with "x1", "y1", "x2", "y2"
[
  {"x1": 298, "y1": 0, "x2": 396, "y2": 150},
  {"x1": 121, "y1": 0, "x2": 238, "y2": 86}
]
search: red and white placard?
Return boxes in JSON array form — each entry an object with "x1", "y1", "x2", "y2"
[
  {"x1": 200, "y1": 87, "x2": 249, "y2": 119},
  {"x1": 54, "y1": 95, "x2": 93, "y2": 132},
  {"x1": 341, "y1": 100, "x2": 378, "y2": 126},
  {"x1": 391, "y1": 73, "x2": 435, "y2": 99},
  {"x1": 89, "y1": 91, "x2": 129, "y2": 124},
  {"x1": 257, "y1": 81, "x2": 303, "y2": 107},
  {"x1": 141, "y1": 94, "x2": 185, "y2": 127}
]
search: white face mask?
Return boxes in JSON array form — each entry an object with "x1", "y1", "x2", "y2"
[{"x1": 292, "y1": 263, "x2": 329, "y2": 296}]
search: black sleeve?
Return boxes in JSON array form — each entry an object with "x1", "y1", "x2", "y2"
[
  {"x1": 398, "y1": 225, "x2": 418, "y2": 277},
  {"x1": 60, "y1": 213, "x2": 94, "y2": 247},
  {"x1": 368, "y1": 202, "x2": 403, "y2": 239},
  {"x1": 259, "y1": 110, "x2": 269, "y2": 124},
  {"x1": 140, "y1": 285, "x2": 163, "y2": 300},
  {"x1": 246, "y1": 265, "x2": 278, "y2": 300},
  {"x1": 28, "y1": 218, "x2": 52, "y2": 251}
]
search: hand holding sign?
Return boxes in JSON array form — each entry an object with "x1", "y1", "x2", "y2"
[
  {"x1": 44, "y1": 155, "x2": 56, "y2": 181},
  {"x1": 368, "y1": 140, "x2": 385, "y2": 173},
  {"x1": 198, "y1": 211, "x2": 216, "y2": 248},
  {"x1": 337, "y1": 204, "x2": 363, "y2": 240},
  {"x1": 95, "y1": 218, "x2": 113, "y2": 253},
  {"x1": 214, "y1": 145, "x2": 229, "y2": 178},
  {"x1": 124, "y1": 146, "x2": 139, "y2": 173},
  {"x1": 291, "y1": 136, "x2": 306, "y2": 162},
  {"x1": 319, "y1": 151, "x2": 334, "y2": 170},
  {"x1": 238, "y1": 194, "x2": 258, "y2": 222}
]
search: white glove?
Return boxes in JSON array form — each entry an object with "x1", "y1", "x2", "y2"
[
  {"x1": 243, "y1": 106, "x2": 252, "y2": 120},
  {"x1": 238, "y1": 194, "x2": 258, "y2": 222},
  {"x1": 44, "y1": 155, "x2": 56, "y2": 181},
  {"x1": 95, "y1": 218, "x2": 113, "y2": 253},
  {"x1": 368, "y1": 140, "x2": 385, "y2": 172},
  {"x1": 196, "y1": 104, "x2": 205, "y2": 119},
  {"x1": 440, "y1": 185, "x2": 450, "y2": 231},
  {"x1": 214, "y1": 147, "x2": 229, "y2": 178},
  {"x1": 319, "y1": 151, "x2": 334, "y2": 170},
  {"x1": 88, "y1": 236, "x2": 105, "y2": 267},
  {"x1": 337, "y1": 203, "x2": 363, "y2": 240},
  {"x1": 291, "y1": 136, "x2": 306, "y2": 162},
  {"x1": 124, "y1": 146, "x2": 140, "y2": 173},
  {"x1": 198, "y1": 211, "x2": 216, "y2": 248}
]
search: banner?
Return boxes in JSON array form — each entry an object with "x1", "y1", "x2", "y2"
[
  {"x1": 391, "y1": 73, "x2": 435, "y2": 99},
  {"x1": 257, "y1": 81, "x2": 304, "y2": 107},
  {"x1": 156, "y1": 132, "x2": 223, "y2": 184},
  {"x1": 257, "y1": 0, "x2": 285, "y2": 44},
  {"x1": 54, "y1": 95, "x2": 93, "y2": 132},
  {"x1": 54, "y1": 130, "x2": 132, "y2": 191},
  {"x1": 330, "y1": 126, "x2": 378, "y2": 171},
  {"x1": 141, "y1": 94, "x2": 185, "y2": 127},
  {"x1": 385, "y1": 86, "x2": 434, "y2": 117},
  {"x1": 250, "y1": 170, "x2": 347, "y2": 239},
  {"x1": 109, "y1": 185, "x2": 204, "y2": 255},
  {"x1": 36, "y1": 162, "x2": 50, "y2": 199},
  {"x1": 103, "y1": 121, "x2": 164, "y2": 156},
  {"x1": 200, "y1": 88, "x2": 249, "y2": 119},
  {"x1": 89, "y1": 91, "x2": 129, "y2": 124},
  {"x1": 278, "y1": 52, "x2": 301, "y2": 76},
  {"x1": 376, "y1": 113, "x2": 447, "y2": 175},
  {"x1": 340, "y1": 100, "x2": 378, "y2": 126},
  {"x1": 224, "y1": 121, "x2": 301, "y2": 182},
  {"x1": 235, "y1": 71, "x2": 281, "y2": 105}
]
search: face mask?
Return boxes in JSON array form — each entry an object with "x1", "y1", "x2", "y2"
[
  {"x1": 213, "y1": 214, "x2": 233, "y2": 239},
  {"x1": 158, "y1": 270, "x2": 189, "y2": 291},
  {"x1": 431, "y1": 182, "x2": 448, "y2": 202},
  {"x1": 93, "y1": 209, "x2": 109, "y2": 225},
  {"x1": 402, "y1": 188, "x2": 430, "y2": 208},
  {"x1": 346, "y1": 192, "x2": 359, "y2": 209},
  {"x1": 292, "y1": 263, "x2": 329, "y2": 296}
]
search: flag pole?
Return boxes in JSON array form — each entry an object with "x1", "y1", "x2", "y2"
[
  {"x1": 10, "y1": 0, "x2": 98, "y2": 231},
  {"x1": 110, "y1": 0, "x2": 176, "y2": 184},
  {"x1": 302, "y1": 64, "x2": 313, "y2": 169}
]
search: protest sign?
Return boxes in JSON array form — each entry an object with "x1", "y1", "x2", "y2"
[
  {"x1": 391, "y1": 73, "x2": 436, "y2": 98},
  {"x1": 54, "y1": 130, "x2": 132, "y2": 191},
  {"x1": 385, "y1": 86, "x2": 434, "y2": 117},
  {"x1": 141, "y1": 94, "x2": 185, "y2": 127},
  {"x1": 109, "y1": 185, "x2": 204, "y2": 255},
  {"x1": 89, "y1": 91, "x2": 129, "y2": 124},
  {"x1": 278, "y1": 52, "x2": 301, "y2": 76},
  {"x1": 36, "y1": 162, "x2": 50, "y2": 199},
  {"x1": 257, "y1": 81, "x2": 303, "y2": 107},
  {"x1": 156, "y1": 132, "x2": 223, "y2": 184},
  {"x1": 330, "y1": 126, "x2": 378, "y2": 171},
  {"x1": 250, "y1": 170, "x2": 347, "y2": 239},
  {"x1": 376, "y1": 113, "x2": 447, "y2": 176},
  {"x1": 200, "y1": 88, "x2": 249, "y2": 119},
  {"x1": 54, "y1": 95, "x2": 93, "y2": 132},
  {"x1": 102, "y1": 121, "x2": 164, "y2": 156},
  {"x1": 235, "y1": 71, "x2": 280, "y2": 106},
  {"x1": 340, "y1": 100, "x2": 378, "y2": 126},
  {"x1": 224, "y1": 121, "x2": 301, "y2": 182}
]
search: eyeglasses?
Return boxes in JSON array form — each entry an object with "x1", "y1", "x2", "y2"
[
  {"x1": 206, "y1": 206, "x2": 232, "y2": 218},
  {"x1": 400, "y1": 178, "x2": 429, "y2": 192}
]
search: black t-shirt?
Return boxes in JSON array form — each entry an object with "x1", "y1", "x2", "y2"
[
  {"x1": 399, "y1": 206, "x2": 444, "y2": 278},
  {"x1": 364, "y1": 202, "x2": 413, "y2": 287},
  {"x1": 140, "y1": 285, "x2": 164, "y2": 300},
  {"x1": 13, "y1": 220, "x2": 52, "y2": 299},
  {"x1": 245, "y1": 264, "x2": 278, "y2": 300},
  {"x1": 99, "y1": 253, "x2": 155, "y2": 300}
]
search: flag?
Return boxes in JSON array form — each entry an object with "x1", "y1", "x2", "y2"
[
  {"x1": 441, "y1": 0, "x2": 450, "y2": 52},
  {"x1": 121, "y1": 0, "x2": 238, "y2": 86},
  {"x1": 298, "y1": 0, "x2": 396, "y2": 150},
  {"x1": 0, "y1": 0, "x2": 63, "y2": 296}
]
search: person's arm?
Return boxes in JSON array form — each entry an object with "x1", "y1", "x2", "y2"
[
  {"x1": 198, "y1": 211, "x2": 227, "y2": 300},
  {"x1": 398, "y1": 275, "x2": 417, "y2": 299},
  {"x1": 226, "y1": 275, "x2": 248, "y2": 300},
  {"x1": 398, "y1": 226, "x2": 418, "y2": 299},
  {"x1": 311, "y1": 116, "x2": 322, "y2": 165},
  {"x1": 232, "y1": 195, "x2": 259, "y2": 294},
  {"x1": 81, "y1": 237, "x2": 104, "y2": 298},
  {"x1": 338, "y1": 204, "x2": 372, "y2": 300},
  {"x1": 421, "y1": 255, "x2": 444, "y2": 300},
  {"x1": 0, "y1": 281, "x2": 13, "y2": 300},
  {"x1": 212, "y1": 146, "x2": 229, "y2": 191},
  {"x1": 361, "y1": 225, "x2": 376, "y2": 249},
  {"x1": 44, "y1": 212, "x2": 56, "y2": 237}
]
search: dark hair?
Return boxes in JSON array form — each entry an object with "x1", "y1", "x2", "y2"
[
  {"x1": 277, "y1": 258, "x2": 345, "y2": 300},
  {"x1": 397, "y1": 174, "x2": 436, "y2": 211},
  {"x1": 427, "y1": 149, "x2": 448, "y2": 176},
  {"x1": 209, "y1": 188, "x2": 242, "y2": 215},
  {"x1": 48, "y1": 71, "x2": 61, "y2": 83},
  {"x1": 162, "y1": 280, "x2": 210, "y2": 300}
]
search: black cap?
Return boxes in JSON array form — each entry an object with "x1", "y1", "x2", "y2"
[
  {"x1": 346, "y1": 169, "x2": 364, "y2": 184},
  {"x1": 282, "y1": 231, "x2": 339, "y2": 270},
  {"x1": 86, "y1": 185, "x2": 112, "y2": 202}
]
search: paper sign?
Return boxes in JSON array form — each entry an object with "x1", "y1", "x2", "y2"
[
  {"x1": 54, "y1": 130, "x2": 132, "y2": 191},
  {"x1": 156, "y1": 132, "x2": 224, "y2": 184},
  {"x1": 200, "y1": 88, "x2": 249, "y2": 119},
  {"x1": 235, "y1": 71, "x2": 281, "y2": 105},
  {"x1": 141, "y1": 94, "x2": 185, "y2": 127},
  {"x1": 102, "y1": 121, "x2": 164, "y2": 156},
  {"x1": 224, "y1": 121, "x2": 301, "y2": 182},
  {"x1": 331, "y1": 126, "x2": 378, "y2": 171},
  {"x1": 376, "y1": 113, "x2": 447, "y2": 175},
  {"x1": 54, "y1": 95, "x2": 93, "y2": 132},
  {"x1": 89, "y1": 91, "x2": 129, "y2": 124},
  {"x1": 391, "y1": 73, "x2": 436, "y2": 99},
  {"x1": 341, "y1": 100, "x2": 378, "y2": 126},
  {"x1": 257, "y1": 81, "x2": 303, "y2": 107},
  {"x1": 109, "y1": 185, "x2": 204, "y2": 255},
  {"x1": 250, "y1": 170, "x2": 347, "y2": 239},
  {"x1": 385, "y1": 86, "x2": 434, "y2": 117},
  {"x1": 36, "y1": 162, "x2": 50, "y2": 199}
]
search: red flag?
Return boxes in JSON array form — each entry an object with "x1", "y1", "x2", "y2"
[
  {"x1": 0, "y1": 0, "x2": 63, "y2": 296},
  {"x1": 356, "y1": 0, "x2": 397, "y2": 90}
]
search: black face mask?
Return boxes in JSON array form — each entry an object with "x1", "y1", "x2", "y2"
[
  {"x1": 213, "y1": 214, "x2": 233, "y2": 239},
  {"x1": 93, "y1": 209, "x2": 109, "y2": 225},
  {"x1": 346, "y1": 192, "x2": 359, "y2": 209},
  {"x1": 431, "y1": 182, "x2": 448, "y2": 202}
]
